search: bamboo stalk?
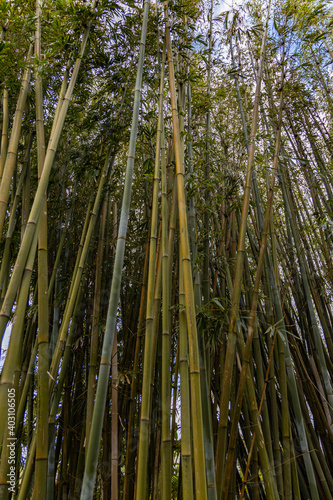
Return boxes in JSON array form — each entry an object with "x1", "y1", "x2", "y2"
[
  {"x1": 86, "y1": 199, "x2": 108, "y2": 452},
  {"x1": 160, "y1": 79, "x2": 172, "y2": 500},
  {"x1": 0, "y1": 88, "x2": 8, "y2": 181},
  {"x1": 35, "y1": 1, "x2": 48, "y2": 495},
  {"x1": 80, "y1": 3, "x2": 150, "y2": 496},
  {"x1": 164, "y1": 3, "x2": 207, "y2": 497},
  {"x1": 136, "y1": 36, "x2": 165, "y2": 499},
  {"x1": 179, "y1": 245, "x2": 194, "y2": 500}
]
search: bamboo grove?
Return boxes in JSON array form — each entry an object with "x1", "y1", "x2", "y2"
[{"x1": 1, "y1": 0, "x2": 333, "y2": 498}]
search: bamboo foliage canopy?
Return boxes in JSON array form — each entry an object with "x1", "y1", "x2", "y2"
[{"x1": 1, "y1": 0, "x2": 333, "y2": 498}]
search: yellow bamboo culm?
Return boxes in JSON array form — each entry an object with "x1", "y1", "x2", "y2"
[{"x1": 164, "y1": 3, "x2": 207, "y2": 498}]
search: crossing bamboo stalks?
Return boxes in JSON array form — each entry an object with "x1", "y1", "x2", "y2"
[
  {"x1": 0, "y1": 221, "x2": 40, "y2": 498},
  {"x1": 0, "y1": 5, "x2": 97, "y2": 342},
  {"x1": 180, "y1": 52, "x2": 217, "y2": 498},
  {"x1": 221, "y1": 42, "x2": 285, "y2": 499},
  {"x1": 49, "y1": 152, "x2": 114, "y2": 386},
  {"x1": 215, "y1": 2, "x2": 271, "y2": 495},
  {"x1": 80, "y1": 2, "x2": 150, "y2": 496},
  {"x1": 164, "y1": 3, "x2": 207, "y2": 497},
  {"x1": 259, "y1": 95, "x2": 320, "y2": 498},
  {"x1": 123, "y1": 241, "x2": 149, "y2": 500},
  {"x1": 280, "y1": 162, "x2": 333, "y2": 417}
]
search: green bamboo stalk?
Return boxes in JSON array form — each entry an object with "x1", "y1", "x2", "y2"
[
  {"x1": 179, "y1": 245, "x2": 194, "y2": 500},
  {"x1": 136, "y1": 35, "x2": 165, "y2": 499},
  {"x1": 21, "y1": 127, "x2": 30, "y2": 240},
  {"x1": 186, "y1": 63, "x2": 217, "y2": 497},
  {"x1": 86, "y1": 198, "x2": 107, "y2": 453},
  {"x1": 35, "y1": 1, "x2": 48, "y2": 495},
  {"x1": 60, "y1": 193, "x2": 93, "y2": 322},
  {"x1": 111, "y1": 200, "x2": 118, "y2": 500},
  {"x1": 276, "y1": 332, "x2": 293, "y2": 500},
  {"x1": 0, "y1": 88, "x2": 9, "y2": 181},
  {"x1": 164, "y1": 3, "x2": 207, "y2": 497},
  {"x1": 80, "y1": 2, "x2": 150, "y2": 496},
  {"x1": 280, "y1": 164, "x2": 333, "y2": 418},
  {"x1": 202, "y1": 0, "x2": 213, "y2": 306},
  {"x1": 111, "y1": 334, "x2": 118, "y2": 499},
  {"x1": 47, "y1": 281, "x2": 86, "y2": 499},
  {"x1": 0, "y1": 131, "x2": 32, "y2": 302},
  {"x1": 161, "y1": 104, "x2": 172, "y2": 500},
  {"x1": 0, "y1": 222, "x2": 39, "y2": 497},
  {"x1": 123, "y1": 240, "x2": 149, "y2": 500},
  {"x1": 16, "y1": 338, "x2": 38, "y2": 436}
]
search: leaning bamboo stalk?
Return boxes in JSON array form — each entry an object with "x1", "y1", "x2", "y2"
[
  {"x1": 259, "y1": 91, "x2": 328, "y2": 497},
  {"x1": 80, "y1": 2, "x2": 150, "y2": 497},
  {"x1": 111, "y1": 201, "x2": 118, "y2": 500},
  {"x1": 0, "y1": 223, "x2": 39, "y2": 495},
  {"x1": 280, "y1": 164, "x2": 333, "y2": 417},
  {"x1": 47, "y1": 281, "x2": 86, "y2": 499},
  {"x1": 215, "y1": 2, "x2": 271, "y2": 493},
  {"x1": 0, "y1": 87, "x2": 9, "y2": 181},
  {"x1": 0, "y1": 45, "x2": 33, "y2": 238},
  {"x1": 0, "y1": 6, "x2": 97, "y2": 342},
  {"x1": 49, "y1": 152, "x2": 114, "y2": 386},
  {"x1": 164, "y1": 3, "x2": 207, "y2": 497},
  {"x1": 267, "y1": 182, "x2": 320, "y2": 497},
  {"x1": 60, "y1": 193, "x2": 93, "y2": 321},
  {"x1": 0, "y1": 131, "x2": 32, "y2": 302},
  {"x1": 136, "y1": 38, "x2": 165, "y2": 499}
]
